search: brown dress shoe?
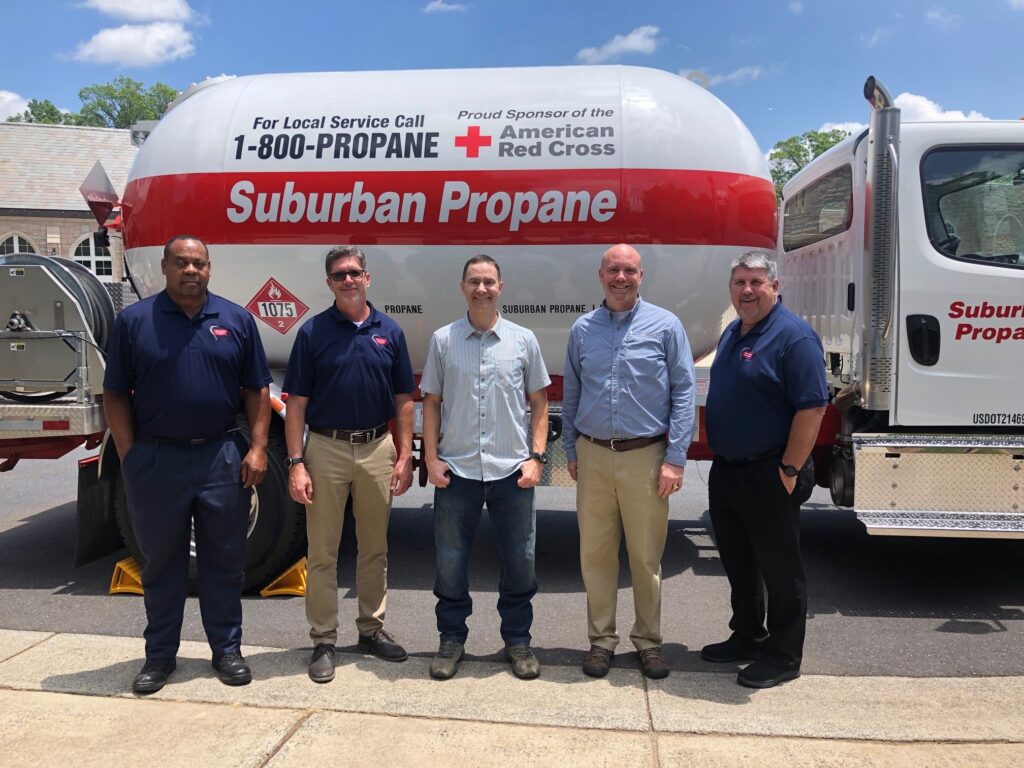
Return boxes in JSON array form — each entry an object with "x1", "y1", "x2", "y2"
[
  {"x1": 639, "y1": 646, "x2": 670, "y2": 679},
  {"x1": 581, "y1": 645, "x2": 614, "y2": 678}
]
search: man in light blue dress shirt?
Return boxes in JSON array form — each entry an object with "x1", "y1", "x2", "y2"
[
  {"x1": 421, "y1": 255, "x2": 551, "y2": 681},
  {"x1": 563, "y1": 243, "x2": 696, "y2": 680}
]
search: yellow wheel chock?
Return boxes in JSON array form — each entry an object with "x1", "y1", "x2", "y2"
[
  {"x1": 109, "y1": 556, "x2": 144, "y2": 595},
  {"x1": 259, "y1": 557, "x2": 307, "y2": 597},
  {"x1": 108, "y1": 555, "x2": 307, "y2": 597}
]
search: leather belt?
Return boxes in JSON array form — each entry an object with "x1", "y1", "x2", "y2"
[
  {"x1": 582, "y1": 433, "x2": 665, "y2": 452},
  {"x1": 310, "y1": 423, "x2": 388, "y2": 444},
  {"x1": 137, "y1": 429, "x2": 237, "y2": 447}
]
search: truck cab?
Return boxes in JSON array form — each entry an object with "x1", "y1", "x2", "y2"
[{"x1": 779, "y1": 99, "x2": 1024, "y2": 536}]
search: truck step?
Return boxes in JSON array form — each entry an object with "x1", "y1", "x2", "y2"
[
  {"x1": 856, "y1": 511, "x2": 1024, "y2": 538},
  {"x1": 852, "y1": 433, "x2": 1024, "y2": 537}
]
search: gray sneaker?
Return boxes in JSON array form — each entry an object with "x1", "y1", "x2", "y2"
[
  {"x1": 308, "y1": 643, "x2": 336, "y2": 683},
  {"x1": 506, "y1": 644, "x2": 540, "y2": 680},
  {"x1": 429, "y1": 640, "x2": 464, "y2": 680}
]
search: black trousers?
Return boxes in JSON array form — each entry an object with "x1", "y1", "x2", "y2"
[
  {"x1": 708, "y1": 454, "x2": 813, "y2": 669},
  {"x1": 122, "y1": 433, "x2": 250, "y2": 660}
]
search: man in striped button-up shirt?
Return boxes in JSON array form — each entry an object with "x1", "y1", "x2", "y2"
[{"x1": 421, "y1": 254, "x2": 551, "y2": 682}]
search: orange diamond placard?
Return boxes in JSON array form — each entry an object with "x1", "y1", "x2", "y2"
[{"x1": 245, "y1": 278, "x2": 309, "y2": 335}]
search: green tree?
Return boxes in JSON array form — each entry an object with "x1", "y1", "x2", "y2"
[
  {"x1": 6, "y1": 78, "x2": 178, "y2": 128},
  {"x1": 769, "y1": 128, "x2": 850, "y2": 199},
  {"x1": 6, "y1": 98, "x2": 79, "y2": 125},
  {"x1": 76, "y1": 77, "x2": 178, "y2": 129}
]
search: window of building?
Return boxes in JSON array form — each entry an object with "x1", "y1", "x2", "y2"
[
  {"x1": 72, "y1": 234, "x2": 113, "y2": 279},
  {"x1": 922, "y1": 146, "x2": 1024, "y2": 270},
  {"x1": 0, "y1": 233, "x2": 39, "y2": 255},
  {"x1": 782, "y1": 165, "x2": 854, "y2": 252}
]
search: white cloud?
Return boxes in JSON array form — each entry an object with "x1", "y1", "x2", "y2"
[
  {"x1": 925, "y1": 8, "x2": 960, "y2": 26},
  {"x1": 576, "y1": 25, "x2": 659, "y2": 64},
  {"x1": 789, "y1": 2, "x2": 804, "y2": 14},
  {"x1": 894, "y1": 92, "x2": 987, "y2": 121},
  {"x1": 423, "y1": 0, "x2": 468, "y2": 12},
  {"x1": 815, "y1": 94, "x2": 987, "y2": 137},
  {"x1": 0, "y1": 90, "x2": 29, "y2": 121},
  {"x1": 80, "y1": 0, "x2": 193, "y2": 22},
  {"x1": 708, "y1": 65, "x2": 768, "y2": 87},
  {"x1": 1011, "y1": 0, "x2": 1024, "y2": 9},
  {"x1": 72, "y1": 22, "x2": 195, "y2": 67},
  {"x1": 860, "y1": 26, "x2": 892, "y2": 47}
]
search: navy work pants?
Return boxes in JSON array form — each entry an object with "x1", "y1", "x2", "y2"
[
  {"x1": 708, "y1": 454, "x2": 814, "y2": 670},
  {"x1": 121, "y1": 433, "x2": 250, "y2": 661}
]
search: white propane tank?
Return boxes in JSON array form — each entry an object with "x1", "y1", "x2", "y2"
[{"x1": 122, "y1": 65, "x2": 776, "y2": 375}]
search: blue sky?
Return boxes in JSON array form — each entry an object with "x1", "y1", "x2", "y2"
[{"x1": 2, "y1": 0, "x2": 1021, "y2": 152}]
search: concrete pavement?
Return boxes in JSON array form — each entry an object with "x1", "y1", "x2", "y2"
[{"x1": 0, "y1": 628, "x2": 1022, "y2": 767}]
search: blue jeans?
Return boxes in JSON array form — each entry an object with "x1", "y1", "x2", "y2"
[{"x1": 433, "y1": 472, "x2": 537, "y2": 646}]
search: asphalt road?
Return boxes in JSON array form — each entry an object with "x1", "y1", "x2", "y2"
[{"x1": 2, "y1": 449, "x2": 1023, "y2": 678}]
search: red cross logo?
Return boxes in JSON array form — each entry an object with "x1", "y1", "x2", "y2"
[{"x1": 454, "y1": 125, "x2": 492, "y2": 158}]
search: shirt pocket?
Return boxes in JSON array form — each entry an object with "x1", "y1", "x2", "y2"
[{"x1": 622, "y1": 334, "x2": 666, "y2": 378}]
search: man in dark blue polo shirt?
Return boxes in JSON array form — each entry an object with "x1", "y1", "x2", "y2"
[
  {"x1": 703, "y1": 249, "x2": 828, "y2": 689},
  {"x1": 284, "y1": 245, "x2": 415, "y2": 684},
  {"x1": 103, "y1": 235, "x2": 272, "y2": 695}
]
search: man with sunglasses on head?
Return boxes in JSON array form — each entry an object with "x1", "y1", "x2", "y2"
[{"x1": 284, "y1": 245, "x2": 415, "y2": 683}]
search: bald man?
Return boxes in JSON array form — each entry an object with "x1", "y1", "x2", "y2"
[{"x1": 562, "y1": 244, "x2": 696, "y2": 680}]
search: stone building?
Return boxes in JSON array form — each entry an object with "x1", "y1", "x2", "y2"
[{"x1": 0, "y1": 122, "x2": 138, "y2": 282}]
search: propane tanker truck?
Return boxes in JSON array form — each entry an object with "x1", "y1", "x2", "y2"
[{"x1": 0, "y1": 66, "x2": 1020, "y2": 590}]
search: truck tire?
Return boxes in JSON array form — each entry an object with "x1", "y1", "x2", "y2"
[{"x1": 112, "y1": 425, "x2": 307, "y2": 593}]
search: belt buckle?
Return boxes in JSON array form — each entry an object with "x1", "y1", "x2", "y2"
[
  {"x1": 349, "y1": 429, "x2": 371, "y2": 444},
  {"x1": 608, "y1": 438, "x2": 619, "y2": 452}
]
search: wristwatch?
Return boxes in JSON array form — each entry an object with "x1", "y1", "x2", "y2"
[
  {"x1": 530, "y1": 451, "x2": 548, "y2": 464},
  {"x1": 286, "y1": 457, "x2": 305, "y2": 468},
  {"x1": 779, "y1": 461, "x2": 799, "y2": 477}
]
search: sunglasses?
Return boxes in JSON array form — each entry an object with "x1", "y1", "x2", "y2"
[{"x1": 329, "y1": 269, "x2": 366, "y2": 281}]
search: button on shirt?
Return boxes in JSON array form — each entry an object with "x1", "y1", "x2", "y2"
[
  {"x1": 283, "y1": 302, "x2": 415, "y2": 429},
  {"x1": 706, "y1": 301, "x2": 828, "y2": 461},
  {"x1": 103, "y1": 290, "x2": 272, "y2": 440},
  {"x1": 420, "y1": 315, "x2": 550, "y2": 482},
  {"x1": 562, "y1": 298, "x2": 696, "y2": 466}
]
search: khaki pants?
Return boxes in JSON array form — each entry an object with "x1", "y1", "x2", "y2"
[
  {"x1": 576, "y1": 437, "x2": 669, "y2": 651},
  {"x1": 304, "y1": 431, "x2": 396, "y2": 642}
]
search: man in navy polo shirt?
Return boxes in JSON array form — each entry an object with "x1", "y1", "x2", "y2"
[
  {"x1": 103, "y1": 235, "x2": 272, "y2": 695},
  {"x1": 703, "y1": 249, "x2": 828, "y2": 689},
  {"x1": 284, "y1": 245, "x2": 415, "y2": 684}
]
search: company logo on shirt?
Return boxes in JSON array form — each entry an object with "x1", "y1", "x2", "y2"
[
  {"x1": 372, "y1": 335, "x2": 389, "y2": 347},
  {"x1": 210, "y1": 326, "x2": 230, "y2": 339},
  {"x1": 741, "y1": 347, "x2": 754, "y2": 360}
]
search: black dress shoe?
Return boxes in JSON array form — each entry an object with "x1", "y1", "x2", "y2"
[
  {"x1": 212, "y1": 652, "x2": 252, "y2": 686},
  {"x1": 701, "y1": 633, "x2": 765, "y2": 664},
  {"x1": 737, "y1": 659, "x2": 800, "y2": 689},
  {"x1": 358, "y1": 629, "x2": 408, "y2": 662},
  {"x1": 133, "y1": 658, "x2": 176, "y2": 694}
]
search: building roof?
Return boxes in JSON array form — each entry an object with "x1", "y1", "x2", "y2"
[{"x1": 0, "y1": 122, "x2": 138, "y2": 212}]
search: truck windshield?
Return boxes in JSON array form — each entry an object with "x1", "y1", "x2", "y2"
[{"x1": 921, "y1": 146, "x2": 1024, "y2": 269}]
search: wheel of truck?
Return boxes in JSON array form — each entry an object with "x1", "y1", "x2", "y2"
[{"x1": 113, "y1": 426, "x2": 307, "y2": 593}]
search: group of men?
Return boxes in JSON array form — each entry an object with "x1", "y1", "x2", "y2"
[{"x1": 104, "y1": 235, "x2": 826, "y2": 696}]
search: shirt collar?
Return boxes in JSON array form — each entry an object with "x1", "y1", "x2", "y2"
[
  {"x1": 731, "y1": 299, "x2": 782, "y2": 338},
  {"x1": 601, "y1": 295, "x2": 644, "y2": 322},
  {"x1": 157, "y1": 289, "x2": 219, "y2": 318},
  {"x1": 328, "y1": 300, "x2": 381, "y2": 327},
  {"x1": 459, "y1": 312, "x2": 503, "y2": 339}
]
